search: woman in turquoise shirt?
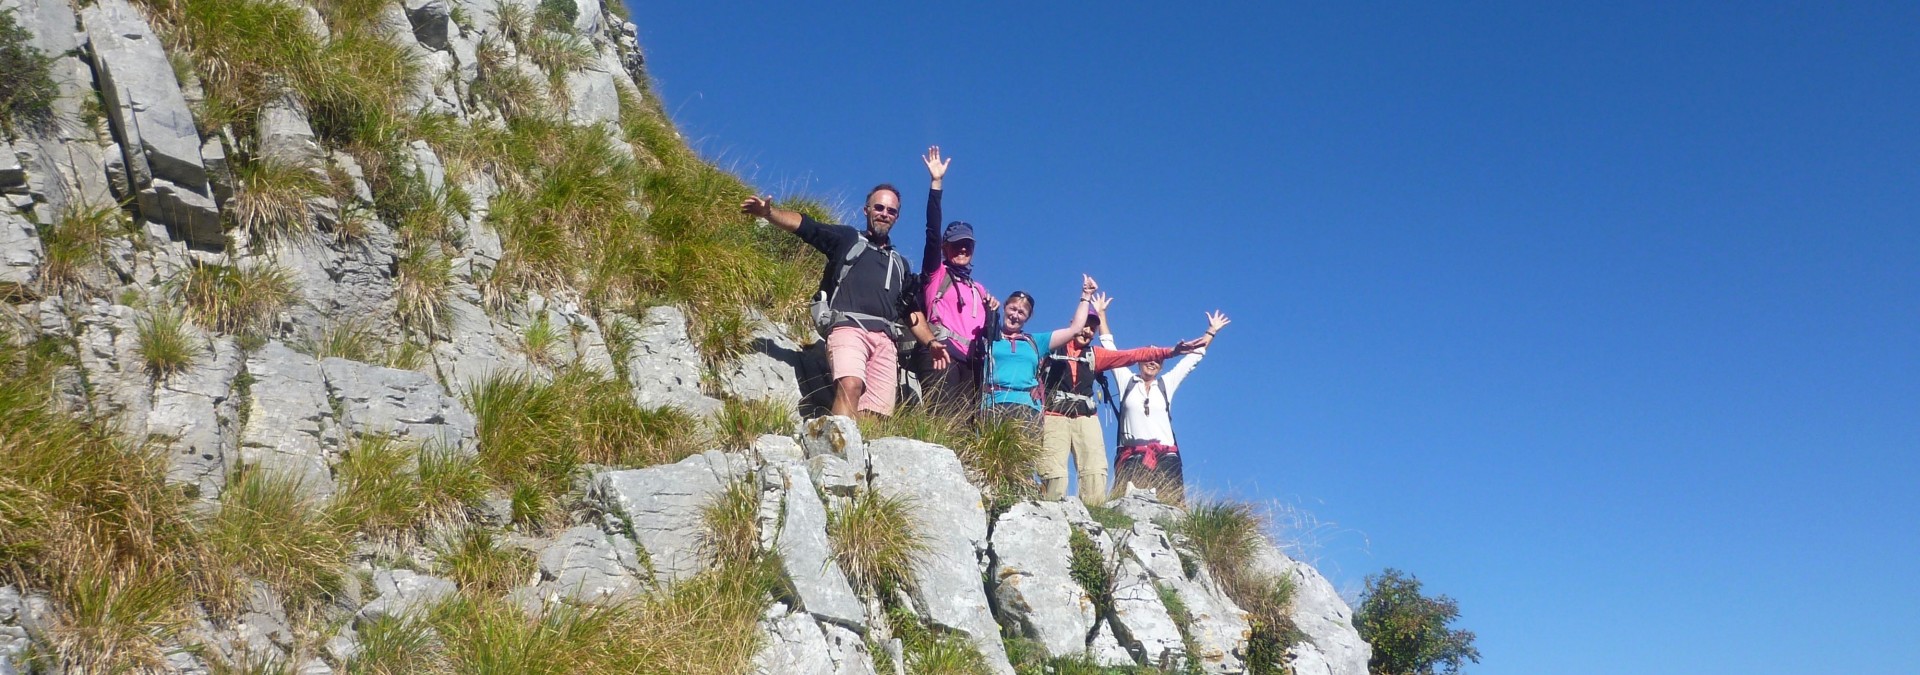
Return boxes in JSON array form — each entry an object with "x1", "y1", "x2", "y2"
[{"x1": 978, "y1": 276, "x2": 1100, "y2": 420}]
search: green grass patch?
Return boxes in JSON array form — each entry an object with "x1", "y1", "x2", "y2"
[
  {"x1": 202, "y1": 467, "x2": 352, "y2": 607},
  {"x1": 1067, "y1": 528, "x2": 1114, "y2": 621},
  {"x1": 436, "y1": 527, "x2": 533, "y2": 595},
  {"x1": 886, "y1": 604, "x2": 991, "y2": 675},
  {"x1": 467, "y1": 369, "x2": 706, "y2": 519},
  {"x1": 715, "y1": 397, "x2": 794, "y2": 450},
  {"x1": 332, "y1": 436, "x2": 485, "y2": 538},
  {"x1": 421, "y1": 562, "x2": 776, "y2": 674},
  {"x1": 346, "y1": 613, "x2": 447, "y2": 675},
  {"x1": 136, "y1": 309, "x2": 201, "y2": 378}
]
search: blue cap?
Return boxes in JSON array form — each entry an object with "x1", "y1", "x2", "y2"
[{"x1": 943, "y1": 221, "x2": 975, "y2": 243}]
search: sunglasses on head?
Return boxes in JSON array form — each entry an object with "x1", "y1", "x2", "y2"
[{"x1": 867, "y1": 204, "x2": 899, "y2": 216}]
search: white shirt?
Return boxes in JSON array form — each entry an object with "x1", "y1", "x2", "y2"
[{"x1": 1101, "y1": 333, "x2": 1205, "y2": 446}]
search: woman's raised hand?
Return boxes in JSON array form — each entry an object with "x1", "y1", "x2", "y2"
[
  {"x1": 1206, "y1": 310, "x2": 1231, "y2": 334},
  {"x1": 923, "y1": 146, "x2": 950, "y2": 185},
  {"x1": 1080, "y1": 275, "x2": 1099, "y2": 300},
  {"x1": 1091, "y1": 293, "x2": 1113, "y2": 315}
]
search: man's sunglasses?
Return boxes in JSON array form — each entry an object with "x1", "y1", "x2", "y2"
[{"x1": 867, "y1": 204, "x2": 899, "y2": 216}]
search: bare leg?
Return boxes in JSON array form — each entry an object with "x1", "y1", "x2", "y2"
[{"x1": 833, "y1": 376, "x2": 865, "y2": 417}]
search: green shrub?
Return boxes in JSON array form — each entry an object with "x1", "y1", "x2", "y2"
[
  {"x1": 332, "y1": 437, "x2": 482, "y2": 538},
  {"x1": 0, "y1": 8, "x2": 58, "y2": 134},
  {"x1": 1356, "y1": 569, "x2": 1480, "y2": 675},
  {"x1": 1067, "y1": 528, "x2": 1113, "y2": 620},
  {"x1": 521, "y1": 312, "x2": 562, "y2": 366},
  {"x1": 534, "y1": 0, "x2": 577, "y2": 33},
  {"x1": 886, "y1": 605, "x2": 989, "y2": 675}
]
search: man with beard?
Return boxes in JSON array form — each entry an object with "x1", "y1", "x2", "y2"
[{"x1": 743, "y1": 186, "x2": 919, "y2": 417}]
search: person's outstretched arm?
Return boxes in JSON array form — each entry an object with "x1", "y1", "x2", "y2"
[
  {"x1": 741, "y1": 195, "x2": 803, "y2": 232},
  {"x1": 1094, "y1": 293, "x2": 1136, "y2": 387},
  {"x1": 1165, "y1": 311, "x2": 1229, "y2": 398},
  {"x1": 1044, "y1": 275, "x2": 1099, "y2": 350},
  {"x1": 922, "y1": 147, "x2": 948, "y2": 273}
]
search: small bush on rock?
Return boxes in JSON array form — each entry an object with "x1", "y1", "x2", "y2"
[
  {"x1": 175, "y1": 263, "x2": 297, "y2": 335},
  {"x1": 700, "y1": 479, "x2": 762, "y2": 569},
  {"x1": 1175, "y1": 499, "x2": 1304, "y2": 674},
  {"x1": 436, "y1": 527, "x2": 533, "y2": 595},
  {"x1": 1356, "y1": 568, "x2": 1480, "y2": 675}
]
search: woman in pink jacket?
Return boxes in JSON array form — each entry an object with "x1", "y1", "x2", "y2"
[{"x1": 909, "y1": 147, "x2": 998, "y2": 410}]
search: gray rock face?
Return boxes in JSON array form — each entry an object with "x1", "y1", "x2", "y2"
[
  {"x1": 320, "y1": 357, "x2": 477, "y2": 454},
  {"x1": 268, "y1": 221, "x2": 401, "y2": 347},
  {"x1": 775, "y1": 464, "x2": 864, "y2": 628},
  {"x1": 1250, "y1": 540, "x2": 1370, "y2": 675},
  {"x1": 564, "y1": 53, "x2": 621, "y2": 126},
  {"x1": 1, "y1": 586, "x2": 37, "y2": 674},
  {"x1": 590, "y1": 451, "x2": 747, "y2": 586},
  {"x1": 1108, "y1": 541, "x2": 1186, "y2": 669},
  {"x1": 536, "y1": 525, "x2": 646, "y2": 603},
  {"x1": 239, "y1": 342, "x2": 341, "y2": 497},
  {"x1": 75, "y1": 302, "x2": 243, "y2": 501},
  {"x1": 866, "y1": 438, "x2": 1012, "y2": 674},
  {"x1": 718, "y1": 317, "x2": 803, "y2": 411},
  {"x1": 753, "y1": 606, "x2": 878, "y2": 675},
  {"x1": 429, "y1": 282, "x2": 533, "y2": 392},
  {"x1": 0, "y1": 210, "x2": 42, "y2": 292},
  {"x1": 752, "y1": 433, "x2": 804, "y2": 465},
  {"x1": 0, "y1": 139, "x2": 23, "y2": 190},
  {"x1": 256, "y1": 95, "x2": 323, "y2": 170},
  {"x1": 801, "y1": 415, "x2": 866, "y2": 475},
  {"x1": 1119, "y1": 519, "x2": 1248, "y2": 674},
  {"x1": 989, "y1": 501, "x2": 1097, "y2": 657},
  {"x1": 808, "y1": 453, "x2": 857, "y2": 498},
  {"x1": 618, "y1": 306, "x2": 721, "y2": 416},
  {"x1": 402, "y1": 0, "x2": 451, "y2": 51},
  {"x1": 82, "y1": 0, "x2": 220, "y2": 247},
  {"x1": 359, "y1": 569, "x2": 456, "y2": 621}
]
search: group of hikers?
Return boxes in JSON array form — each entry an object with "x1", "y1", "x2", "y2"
[{"x1": 740, "y1": 147, "x2": 1229, "y2": 505}]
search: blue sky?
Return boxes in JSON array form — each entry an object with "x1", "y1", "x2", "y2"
[{"x1": 623, "y1": 2, "x2": 1920, "y2": 672}]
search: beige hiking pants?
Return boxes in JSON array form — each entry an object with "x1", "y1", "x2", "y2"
[{"x1": 1040, "y1": 414, "x2": 1109, "y2": 506}]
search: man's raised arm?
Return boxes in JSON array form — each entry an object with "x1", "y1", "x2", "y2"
[{"x1": 741, "y1": 195, "x2": 804, "y2": 232}]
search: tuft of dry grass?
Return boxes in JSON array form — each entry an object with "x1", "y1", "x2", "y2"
[
  {"x1": 230, "y1": 158, "x2": 327, "y2": 243},
  {"x1": 201, "y1": 467, "x2": 352, "y2": 607},
  {"x1": 0, "y1": 335, "x2": 225, "y2": 670},
  {"x1": 37, "y1": 203, "x2": 132, "y2": 297},
  {"x1": 136, "y1": 309, "x2": 202, "y2": 378},
  {"x1": 699, "y1": 479, "x2": 762, "y2": 569},
  {"x1": 175, "y1": 263, "x2": 297, "y2": 335},
  {"x1": 394, "y1": 243, "x2": 453, "y2": 337},
  {"x1": 436, "y1": 527, "x2": 533, "y2": 595},
  {"x1": 829, "y1": 491, "x2": 929, "y2": 597}
]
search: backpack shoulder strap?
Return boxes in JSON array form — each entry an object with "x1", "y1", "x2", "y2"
[{"x1": 831, "y1": 237, "x2": 869, "y2": 297}]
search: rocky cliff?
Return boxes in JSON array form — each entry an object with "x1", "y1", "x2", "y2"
[{"x1": 0, "y1": 0, "x2": 1368, "y2": 671}]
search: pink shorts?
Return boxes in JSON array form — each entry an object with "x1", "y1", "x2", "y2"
[{"x1": 826, "y1": 326, "x2": 898, "y2": 415}]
